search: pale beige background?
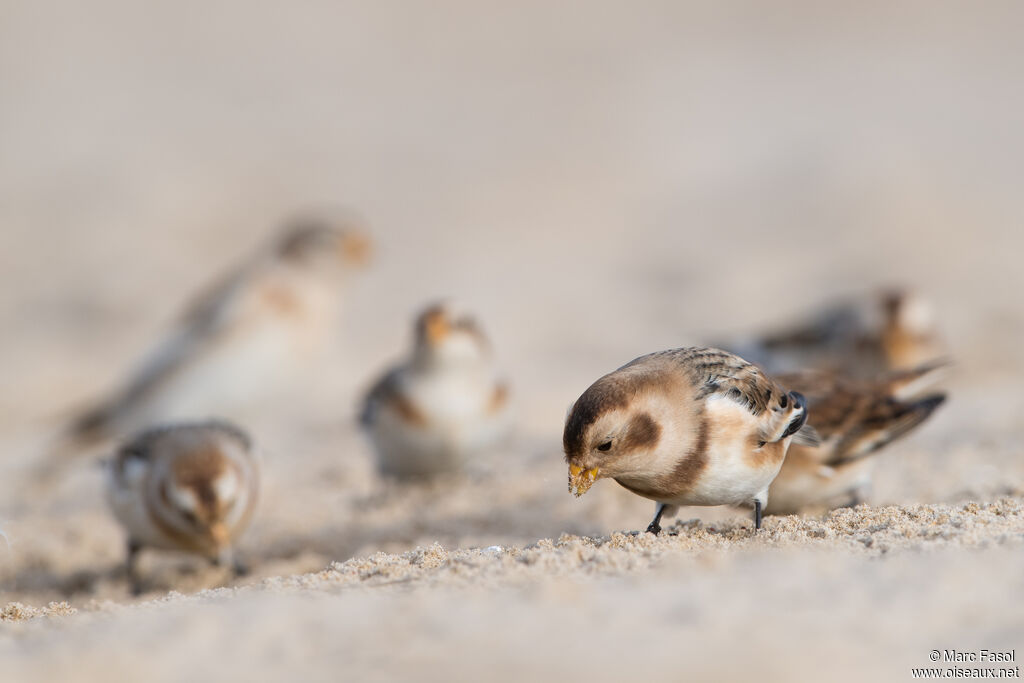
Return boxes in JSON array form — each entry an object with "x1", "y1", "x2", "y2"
[{"x1": 1, "y1": 2, "x2": 1023, "y2": 681}]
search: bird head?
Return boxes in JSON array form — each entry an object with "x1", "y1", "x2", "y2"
[
  {"x1": 412, "y1": 301, "x2": 492, "y2": 368},
  {"x1": 162, "y1": 439, "x2": 251, "y2": 551},
  {"x1": 275, "y1": 213, "x2": 372, "y2": 272},
  {"x1": 563, "y1": 374, "x2": 668, "y2": 497}
]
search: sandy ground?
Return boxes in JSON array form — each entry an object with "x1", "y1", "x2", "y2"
[
  {"x1": 3, "y1": 503, "x2": 1024, "y2": 682},
  {"x1": 2, "y1": 1, "x2": 1024, "y2": 681}
]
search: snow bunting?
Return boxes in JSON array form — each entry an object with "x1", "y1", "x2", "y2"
[
  {"x1": 765, "y1": 361, "x2": 947, "y2": 514},
  {"x1": 58, "y1": 214, "x2": 371, "y2": 454},
  {"x1": 106, "y1": 420, "x2": 259, "y2": 591},
  {"x1": 360, "y1": 302, "x2": 511, "y2": 479},
  {"x1": 563, "y1": 347, "x2": 819, "y2": 533},
  {"x1": 724, "y1": 288, "x2": 945, "y2": 377}
]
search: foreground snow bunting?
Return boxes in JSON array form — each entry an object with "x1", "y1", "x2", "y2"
[
  {"x1": 563, "y1": 347, "x2": 819, "y2": 533},
  {"x1": 360, "y1": 302, "x2": 511, "y2": 479},
  {"x1": 105, "y1": 421, "x2": 259, "y2": 591},
  {"x1": 765, "y1": 361, "x2": 947, "y2": 514},
  {"x1": 58, "y1": 214, "x2": 371, "y2": 454},
  {"x1": 724, "y1": 288, "x2": 945, "y2": 377}
]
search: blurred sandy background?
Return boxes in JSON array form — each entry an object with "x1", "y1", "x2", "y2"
[{"x1": 1, "y1": 1, "x2": 1023, "y2": 681}]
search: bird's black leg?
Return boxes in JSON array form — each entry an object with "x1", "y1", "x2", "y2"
[
  {"x1": 126, "y1": 539, "x2": 144, "y2": 595},
  {"x1": 754, "y1": 500, "x2": 763, "y2": 530},
  {"x1": 232, "y1": 557, "x2": 250, "y2": 577},
  {"x1": 213, "y1": 548, "x2": 249, "y2": 577},
  {"x1": 841, "y1": 482, "x2": 871, "y2": 509},
  {"x1": 840, "y1": 492, "x2": 863, "y2": 509},
  {"x1": 646, "y1": 503, "x2": 669, "y2": 535}
]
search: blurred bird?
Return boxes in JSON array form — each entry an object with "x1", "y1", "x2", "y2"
[
  {"x1": 764, "y1": 361, "x2": 947, "y2": 515},
  {"x1": 105, "y1": 420, "x2": 259, "y2": 592},
  {"x1": 563, "y1": 347, "x2": 819, "y2": 533},
  {"x1": 43, "y1": 214, "x2": 370, "y2": 475},
  {"x1": 360, "y1": 301, "x2": 511, "y2": 480},
  {"x1": 724, "y1": 288, "x2": 945, "y2": 377}
]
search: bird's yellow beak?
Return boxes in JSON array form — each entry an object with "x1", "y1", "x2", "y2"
[
  {"x1": 425, "y1": 313, "x2": 451, "y2": 345},
  {"x1": 339, "y1": 231, "x2": 373, "y2": 267},
  {"x1": 568, "y1": 463, "x2": 600, "y2": 497},
  {"x1": 209, "y1": 522, "x2": 230, "y2": 547}
]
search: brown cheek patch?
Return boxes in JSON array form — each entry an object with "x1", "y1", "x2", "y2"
[
  {"x1": 616, "y1": 413, "x2": 709, "y2": 499},
  {"x1": 620, "y1": 412, "x2": 661, "y2": 452}
]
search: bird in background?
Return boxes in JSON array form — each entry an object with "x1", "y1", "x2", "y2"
[
  {"x1": 37, "y1": 213, "x2": 371, "y2": 482},
  {"x1": 105, "y1": 420, "x2": 259, "y2": 594},
  {"x1": 360, "y1": 301, "x2": 511, "y2": 480},
  {"x1": 723, "y1": 288, "x2": 946, "y2": 378},
  {"x1": 764, "y1": 360, "x2": 948, "y2": 515},
  {"x1": 563, "y1": 347, "x2": 819, "y2": 533}
]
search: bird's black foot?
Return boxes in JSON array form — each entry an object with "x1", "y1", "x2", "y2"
[
  {"x1": 840, "y1": 493, "x2": 862, "y2": 509},
  {"x1": 646, "y1": 503, "x2": 670, "y2": 535},
  {"x1": 841, "y1": 483, "x2": 871, "y2": 509},
  {"x1": 213, "y1": 549, "x2": 249, "y2": 578},
  {"x1": 754, "y1": 500, "x2": 763, "y2": 531},
  {"x1": 125, "y1": 539, "x2": 144, "y2": 594}
]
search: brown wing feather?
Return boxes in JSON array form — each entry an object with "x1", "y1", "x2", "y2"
[
  {"x1": 637, "y1": 347, "x2": 783, "y2": 416},
  {"x1": 776, "y1": 367, "x2": 946, "y2": 466},
  {"x1": 774, "y1": 370, "x2": 869, "y2": 438},
  {"x1": 830, "y1": 394, "x2": 945, "y2": 465},
  {"x1": 359, "y1": 368, "x2": 428, "y2": 428}
]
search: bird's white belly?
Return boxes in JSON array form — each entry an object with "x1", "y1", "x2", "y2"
[
  {"x1": 370, "y1": 373, "x2": 508, "y2": 478},
  {"x1": 411, "y1": 373, "x2": 492, "y2": 420},
  {"x1": 669, "y1": 446, "x2": 783, "y2": 506},
  {"x1": 658, "y1": 396, "x2": 786, "y2": 507}
]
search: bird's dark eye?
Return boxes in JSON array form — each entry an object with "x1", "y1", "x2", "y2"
[
  {"x1": 597, "y1": 441, "x2": 612, "y2": 452},
  {"x1": 779, "y1": 394, "x2": 788, "y2": 408}
]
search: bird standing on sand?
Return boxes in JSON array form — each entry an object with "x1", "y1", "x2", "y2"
[
  {"x1": 563, "y1": 347, "x2": 818, "y2": 533},
  {"x1": 360, "y1": 302, "x2": 511, "y2": 480},
  {"x1": 764, "y1": 361, "x2": 947, "y2": 514},
  {"x1": 724, "y1": 288, "x2": 945, "y2": 377},
  {"x1": 57, "y1": 215, "x2": 371, "y2": 455},
  {"x1": 105, "y1": 420, "x2": 259, "y2": 592}
]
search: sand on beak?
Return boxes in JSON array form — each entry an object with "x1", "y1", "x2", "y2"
[{"x1": 568, "y1": 464, "x2": 600, "y2": 497}]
